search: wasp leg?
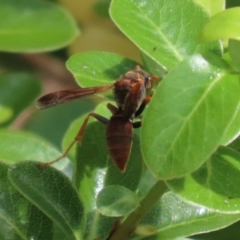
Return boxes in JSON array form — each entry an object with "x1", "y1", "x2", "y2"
[
  {"x1": 149, "y1": 75, "x2": 161, "y2": 89},
  {"x1": 135, "y1": 94, "x2": 153, "y2": 118},
  {"x1": 39, "y1": 112, "x2": 109, "y2": 167},
  {"x1": 107, "y1": 103, "x2": 118, "y2": 114},
  {"x1": 132, "y1": 121, "x2": 142, "y2": 128}
]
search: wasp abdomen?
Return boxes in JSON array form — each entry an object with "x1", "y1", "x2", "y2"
[{"x1": 106, "y1": 116, "x2": 133, "y2": 172}]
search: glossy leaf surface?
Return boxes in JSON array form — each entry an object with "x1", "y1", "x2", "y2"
[
  {"x1": 0, "y1": 129, "x2": 71, "y2": 177},
  {"x1": 229, "y1": 39, "x2": 240, "y2": 69},
  {"x1": 194, "y1": 0, "x2": 225, "y2": 16},
  {"x1": 0, "y1": 0, "x2": 79, "y2": 52},
  {"x1": 0, "y1": 130, "x2": 83, "y2": 238},
  {"x1": 66, "y1": 51, "x2": 140, "y2": 87},
  {"x1": 130, "y1": 192, "x2": 240, "y2": 239},
  {"x1": 141, "y1": 54, "x2": 240, "y2": 179},
  {"x1": 8, "y1": 161, "x2": 84, "y2": 240},
  {"x1": 167, "y1": 146, "x2": 240, "y2": 213},
  {"x1": 110, "y1": 0, "x2": 221, "y2": 70},
  {"x1": 96, "y1": 185, "x2": 139, "y2": 217},
  {"x1": 0, "y1": 161, "x2": 52, "y2": 240},
  {"x1": 200, "y1": 7, "x2": 240, "y2": 42}
]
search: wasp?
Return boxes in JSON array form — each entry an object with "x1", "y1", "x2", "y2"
[{"x1": 37, "y1": 66, "x2": 159, "y2": 172}]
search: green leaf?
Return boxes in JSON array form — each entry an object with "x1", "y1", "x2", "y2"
[
  {"x1": 96, "y1": 185, "x2": 139, "y2": 217},
  {"x1": 0, "y1": 161, "x2": 53, "y2": 240},
  {"x1": 141, "y1": 52, "x2": 167, "y2": 78},
  {"x1": 131, "y1": 192, "x2": 240, "y2": 239},
  {"x1": 110, "y1": 0, "x2": 221, "y2": 70},
  {"x1": 141, "y1": 54, "x2": 240, "y2": 179},
  {"x1": 200, "y1": 7, "x2": 240, "y2": 43},
  {"x1": 229, "y1": 39, "x2": 240, "y2": 69},
  {"x1": 8, "y1": 161, "x2": 85, "y2": 240},
  {"x1": 0, "y1": 0, "x2": 79, "y2": 52},
  {"x1": 228, "y1": 136, "x2": 240, "y2": 152},
  {"x1": 192, "y1": 220, "x2": 240, "y2": 239},
  {"x1": 62, "y1": 101, "x2": 144, "y2": 239},
  {"x1": 0, "y1": 129, "x2": 70, "y2": 171},
  {"x1": 220, "y1": 102, "x2": 240, "y2": 146},
  {"x1": 193, "y1": 0, "x2": 225, "y2": 16},
  {"x1": 0, "y1": 72, "x2": 41, "y2": 127},
  {"x1": 167, "y1": 146, "x2": 240, "y2": 213},
  {"x1": 66, "y1": 51, "x2": 140, "y2": 87}
]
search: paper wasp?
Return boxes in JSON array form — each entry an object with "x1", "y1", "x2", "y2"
[{"x1": 37, "y1": 66, "x2": 159, "y2": 172}]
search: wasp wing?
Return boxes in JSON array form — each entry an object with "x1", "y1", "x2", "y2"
[{"x1": 36, "y1": 85, "x2": 113, "y2": 109}]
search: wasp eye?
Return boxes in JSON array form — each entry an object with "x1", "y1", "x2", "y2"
[
  {"x1": 145, "y1": 76, "x2": 150, "y2": 81},
  {"x1": 144, "y1": 76, "x2": 151, "y2": 88}
]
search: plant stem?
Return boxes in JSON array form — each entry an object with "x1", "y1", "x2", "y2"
[{"x1": 109, "y1": 180, "x2": 167, "y2": 240}]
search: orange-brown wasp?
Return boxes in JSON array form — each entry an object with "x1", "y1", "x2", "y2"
[{"x1": 37, "y1": 66, "x2": 159, "y2": 172}]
